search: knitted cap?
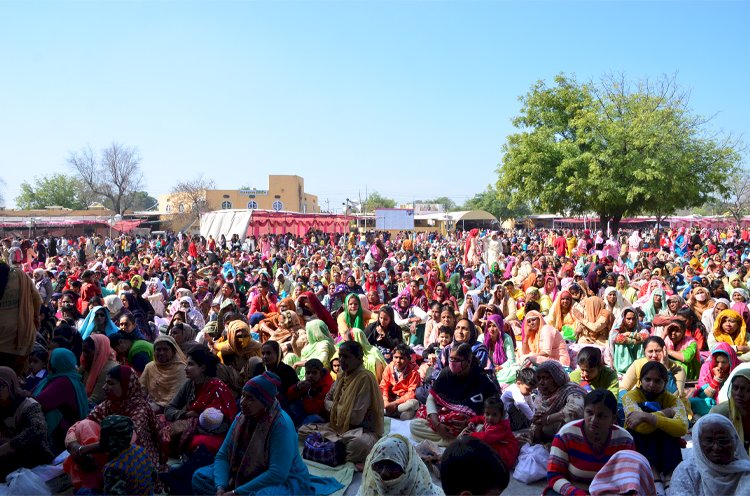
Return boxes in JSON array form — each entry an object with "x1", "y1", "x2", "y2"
[{"x1": 242, "y1": 371, "x2": 282, "y2": 408}]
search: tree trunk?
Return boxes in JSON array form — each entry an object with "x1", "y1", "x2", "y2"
[{"x1": 610, "y1": 214, "x2": 623, "y2": 236}]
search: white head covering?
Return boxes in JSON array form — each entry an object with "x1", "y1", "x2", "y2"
[
  {"x1": 689, "y1": 413, "x2": 750, "y2": 495},
  {"x1": 358, "y1": 434, "x2": 442, "y2": 496}
]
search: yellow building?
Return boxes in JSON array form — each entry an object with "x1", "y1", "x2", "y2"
[{"x1": 158, "y1": 175, "x2": 319, "y2": 214}]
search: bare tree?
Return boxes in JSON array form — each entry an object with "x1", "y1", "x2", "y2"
[
  {"x1": 721, "y1": 167, "x2": 750, "y2": 224},
  {"x1": 0, "y1": 177, "x2": 5, "y2": 207},
  {"x1": 169, "y1": 175, "x2": 217, "y2": 228},
  {"x1": 68, "y1": 143, "x2": 144, "y2": 214}
]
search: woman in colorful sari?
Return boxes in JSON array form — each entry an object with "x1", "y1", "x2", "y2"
[
  {"x1": 411, "y1": 343, "x2": 498, "y2": 446},
  {"x1": 33, "y1": 348, "x2": 89, "y2": 451},
  {"x1": 80, "y1": 334, "x2": 119, "y2": 405},
  {"x1": 690, "y1": 343, "x2": 739, "y2": 416},
  {"x1": 139, "y1": 335, "x2": 187, "y2": 413},
  {"x1": 64, "y1": 365, "x2": 163, "y2": 489},
  {"x1": 609, "y1": 307, "x2": 650, "y2": 375},
  {"x1": 639, "y1": 287, "x2": 668, "y2": 324},
  {"x1": 663, "y1": 318, "x2": 700, "y2": 380},
  {"x1": 528, "y1": 360, "x2": 585, "y2": 446},
  {"x1": 519, "y1": 311, "x2": 570, "y2": 367},
  {"x1": 296, "y1": 290, "x2": 338, "y2": 335},
  {"x1": 338, "y1": 327, "x2": 387, "y2": 382},
  {"x1": 337, "y1": 293, "x2": 374, "y2": 333},
  {"x1": 192, "y1": 372, "x2": 342, "y2": 496},
  {"x1": 573, "y1": 296, "x2": 613, "y2": 346},
  {"x1": 284, "y1": 319, "x2": 337, "y2": 379},
  {"x1": 483, "y1": 313, "x2": 518, "y2": 384},
  {"x1": 709, "y1": 308, "x2": 750, "y2": 355},
  {"x1": 547, "y1": 290, "x2": 578, "y2": 340},
  {"x1": 215, "y1": 319, "x2": 262, "y2": 387}
]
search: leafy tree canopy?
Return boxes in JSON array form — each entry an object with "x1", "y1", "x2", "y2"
[
  {"x1": 16, "y1": 174, "x2": 89, "y2": 210},
  {"x1": 363, "y1": 191, "x2": 396, "y2": 212},
  {"x1": 463, "y1": 185, "x2": 530, "y2": 220},
  {"x1": 498, "y1": 73, "x2": 741, "y2": 233}
]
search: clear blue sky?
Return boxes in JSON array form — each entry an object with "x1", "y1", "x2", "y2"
[{"x1": 1, "y1": 1, "x2": 747, "y2": 213}]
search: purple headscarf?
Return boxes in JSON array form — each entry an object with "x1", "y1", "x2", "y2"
[
  {"x1": 503, "y1": 256, "x2": 516, "y2": 280},
  {"x1": 483, "y1": 313, "x2": 507, "y2": 365}
]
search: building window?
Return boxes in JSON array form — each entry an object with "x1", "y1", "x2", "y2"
[
  {"x1": 247, "y1": 200, "x2": 258, "y2": 209},
  {"x1": 272, "y1": 200, "x2": 283, "y2": 211},
  {"x1": 221, "y1": 201, "x2": 232, "y2": 209},
  {"x1": 178, "y1": 203, "x2": 185, "y2": 213},
  {"x1": 165, "y1": 204, "x2": 172, "y2": 213}
]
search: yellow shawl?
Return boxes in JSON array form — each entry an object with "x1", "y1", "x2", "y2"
[{"x1": 329, "y1": 366, "x2": 384, "y2": 436}]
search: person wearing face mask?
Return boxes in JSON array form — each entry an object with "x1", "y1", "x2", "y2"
[
  {"x1": 410, "y1": 343, "x2": 499, "y2": 446},
  {"x1": 689, "y1": 286, "x2": 715, "y2": 322}
]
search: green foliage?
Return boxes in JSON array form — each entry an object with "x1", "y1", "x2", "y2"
[
  {"x1": 124, "y1": 191, "x2": 158, "y2": 211},
  {"x1": 498, "y1": 73, "x2": 740, "y2": 232},
  {"x1": 363, "y1": 191, "x2": 396, "y2": 212},
  {"x1": 16, "y1": 174, "x2": 89, "y2": 210},
  {"x1": 463, "y1": 185, "x2": 530, "y2": 220}
]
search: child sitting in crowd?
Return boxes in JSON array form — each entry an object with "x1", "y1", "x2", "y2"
[
  {"x1": 501, "y1": 367, "x2": 537, "y2": 430},
  {"x1": 23, "y1": 348, "x2": 49, "y2": 393},
  {"x1": 287, "y1": 358, "x2": 334, "y2": 426},
  {"x1": 460, "y1": 396, "x2": 519, "y2": 470},
  {"x1": 419, "y1": 326, "x2": 453, "y2": 381}
]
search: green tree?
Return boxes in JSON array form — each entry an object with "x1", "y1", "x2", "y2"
[
  {"x1": 463, "y1": 185, "x2": 530, "y2": 220},
  {"x1": 363, "y1": 191, "x2": 396, "y2": 212},
  {"x1": 499, "y1": 73, "x2": 740, "y2": 233},
  {"x1": 16, "y1": 174, "x2": 88, "y2": 210},
  {"x1": 125, "y1": 191, "x2": 158, "y2": 211}
]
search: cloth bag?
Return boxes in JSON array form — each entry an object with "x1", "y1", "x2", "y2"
[
  {"x1": 302, "y1": 432, "x2": 347, "y2": 467},
  {"x1": 512, "y1": 443, "x2": 549, "y2": 484}
]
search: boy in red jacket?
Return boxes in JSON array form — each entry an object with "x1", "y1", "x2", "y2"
[
  {"x1": 379, "y1": 343, "x2": 421, "y2": 420},
  {"x1": 287, "y1": 358, "x2": 334, "y2": 426},
  {"x1": 460, "y1": 396, "x2": 519, "y2": 470}
]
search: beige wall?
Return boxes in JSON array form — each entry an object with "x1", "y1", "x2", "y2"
[{"x1": 158, "y1": 175, "x2": 319, "y2": 214}]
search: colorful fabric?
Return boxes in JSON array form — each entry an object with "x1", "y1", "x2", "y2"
[
  {"x1": 33, "y1": 348, "x2": 89, "y2": 438},
  {"x1": 79, "y1": 305, "x2": 119, "y2": 340},
  {"x1": 138, "y1": 335, "x2": 186, "y2": 407},
  {"x1": 343, "y1": 293, "x2": 366, "y2": 331},
  {"x1": 103, "y1": 444, "x2": 155, "y2": 495},
  {"x1": 588, "y1": 450, "x2": 655, "y2": 496},
  {"x1": 329, "y1": 366, "x2": 384, "y2": 436},
  {"x1": 190, "y1": 377, "x2": 238, "y2": 420},
  {"x1": 713, "y1": 309, "x2": 747, "y2": 347},
  {"x1": 229, "y1": 400, "x2": 282, "y2": 487},
  {"x1": 242, "y1": 371, "x2": 282, "y2": 408},
  {"x1": 83, "y1": 334, "x2": 116, "y2": 395},
  {"x1": 546, "y1": 420, "x2": 636, "y2": 496}
]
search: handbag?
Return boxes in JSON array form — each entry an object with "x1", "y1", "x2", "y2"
[{"x1": 302, "y1": 432, "x2": 347, "y2": 467}]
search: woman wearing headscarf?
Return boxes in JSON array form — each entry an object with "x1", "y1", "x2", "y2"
[
  {"x1": 338, "y1": 328, "x2": 387, "y2": 383},
  {"x1": 440, "y1": 318, "x2": 492, "y2": 372},
  {"x1": 33, "y1": 348, "x2": 89, "y2": 451},
  {"x1": 622, "y1": 361, "x2": 688, "y2": 483},
  {"x1": 709, "y1": 308, "x2": 750, "y2": 355},
  {"x1": 609, "y1": 308, "x2": 650, "y2": 374},
  {"x1": 178, "y1": 295, "x2": 207, "y2": 331},
  {"x1": 528, "y1": 360, "x2": 585, "y2": 445},
  {"x1": 411, "y1": 343, "x2": 498, "y2": 445},
  {"x1": 701, "y1": 297, "x2": 730, "y2": 339},
  {"x1": 215, "y1": 320, "x2": 262, "y2": 386},
  {"x1": 249, "y1": 340, "x2": 299, "y2": 407},
  {"x1": 434, "y1": 281, "x2": 458, "y2": 310},
  {"x1": 547, "y1": 290, "x2": 578, "y2": 340},
  {"x1": 284, "y1": 319, "x2": 337, "y2": 379},
  {"x1": 192, "y1": 372, "x2": 341, "y2": 496},
  {"x1": 483, "y1": 313, "x2": 518, "y2": 384},
  {"x1": 65, "y1": 365, "x2": 163, "y2": 481},
  {"x1": 602, "y1": 286, "x2": 627, "y2": 322},
  {"x1": 573, "y1": 296, "x2": 613, "y2": 346},
  {"x1": 79, "y1": 305, "x2": 120, "y2": 340},
  {"x1": 337, "y1": 293, "x2": 374, "y2": 333},
  {"x1": 365, "y1": 306, "x2": 403, "y2": 360},
  {"x1": 690, "y1": 343, "x2": 739, "y2": 416},
  {"x1": 711, "y1": 367, "x2": 750, "y2": 455},
  {"x1": 359, "y1": 434, "x2": 442, "y2": 496},
  {"x1": 139, "y1": 335, "x2": 187, "y2": 412},
  {"x1": 519, "y1": 311, "x2": 570, "y2": 367},
  {"x1": 0, "y1": 367, "x2": 54, "y2": 478},
  {"x1": 296, "y1": 290, "x2": 338, "y2": 335},
  {"x1": 661, "y1": 317, "x2": 700, "y2": 380},
  {"x1": 119, "y1": 291, "x2": 155, "y2": 341},
  {"x1": 668, "y1": 414, "x2": 750, "y2": 496},
  {"x1": 689, "y1": 285, "x2": 715, "y2": 321},
  {"x1": 80, "y1": 334, "x2": 119, "y2": 405}
]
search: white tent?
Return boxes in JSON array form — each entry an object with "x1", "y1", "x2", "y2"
[{"x1": 200, "y1": 210, "x2": 253, "y2": 241}]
